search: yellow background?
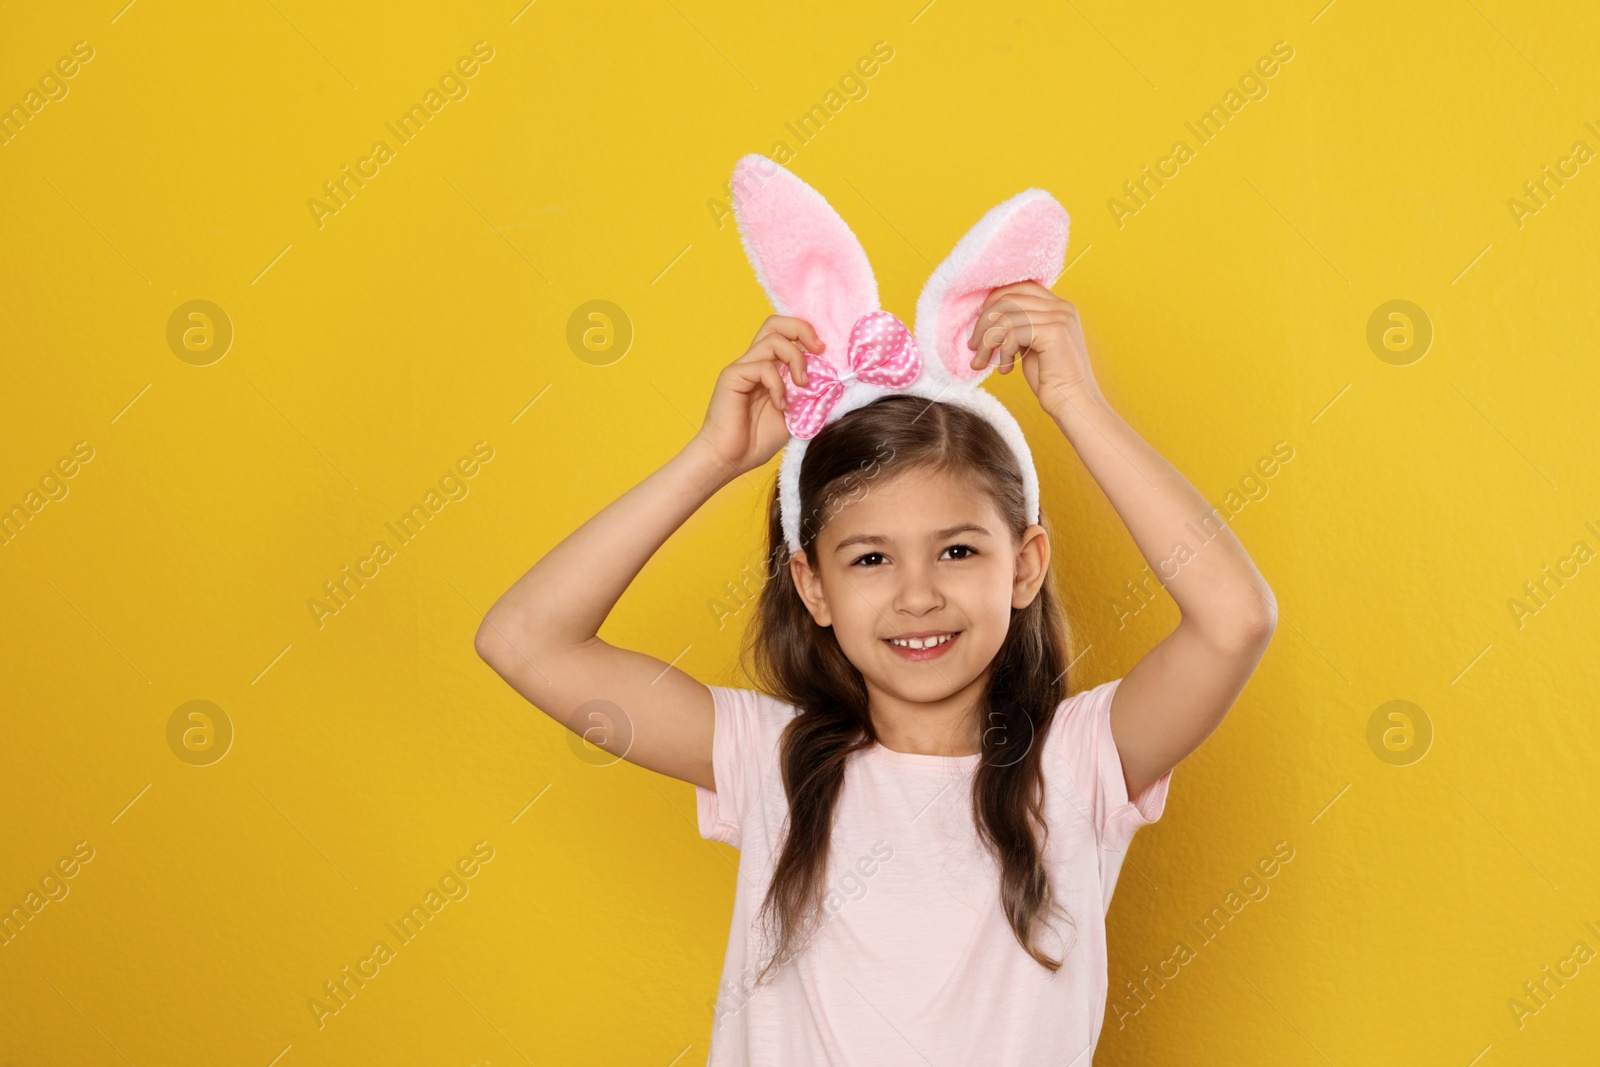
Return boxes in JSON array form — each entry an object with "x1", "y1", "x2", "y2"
[{"x1": 2, "y1": 0, "x2": 1597, "y2": 1063}]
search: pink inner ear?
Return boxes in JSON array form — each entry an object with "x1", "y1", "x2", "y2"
[
  {"x1": 773, "y1": 244, "x2": 874, "y2": 372},
  {"x1": 936, "y1": 197, "x2": 1068, "y2": 382},
  {"x1": 732, "y1": 157, "x2": 879, "y2": 373}
]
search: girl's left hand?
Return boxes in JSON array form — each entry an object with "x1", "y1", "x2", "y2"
[{"x1": 967, "y1": 281, "x2": 1103, "y2": 417}]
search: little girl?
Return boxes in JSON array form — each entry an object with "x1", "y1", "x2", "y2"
[{"x1": 475, "y1": 159, "x2": 1275, "y2": 1065}]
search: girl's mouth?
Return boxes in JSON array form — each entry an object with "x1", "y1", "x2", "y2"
[{"x1": 883, "y1": 631, "x2": 961, "y2": 662}]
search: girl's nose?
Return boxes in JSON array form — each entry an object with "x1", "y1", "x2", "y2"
[{"x1": 893, "y1": 562, "x2": 944, "y2": 614}]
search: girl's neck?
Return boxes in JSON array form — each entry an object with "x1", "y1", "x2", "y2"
[{"x1": 865, "y1": 676, "x2": 987, "y2": 757}]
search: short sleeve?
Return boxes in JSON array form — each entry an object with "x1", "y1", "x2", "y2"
[
  {"x1": 694, "y1": 686, "x2": 792, "y2": 849},
  {"x1": 1049, "y1": 676, "x2": 1173, "y2": 855}
]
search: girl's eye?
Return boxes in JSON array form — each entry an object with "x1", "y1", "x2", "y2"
[{"x1": 851, "y1": 545, "x2": 977, "y2": 567}]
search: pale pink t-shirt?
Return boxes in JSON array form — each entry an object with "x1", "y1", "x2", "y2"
[{"x1": 694, "y1": 676, "x2": 1173, "y2": 1066}]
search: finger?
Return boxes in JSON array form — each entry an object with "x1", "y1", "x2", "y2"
[
  {"x1": 994, "y1": 280, "x2": 1052, "y2": 300},
  {"x1": 728, "y1": 356, "x2": 790, "y2": 412},
  {"x1": 967, "y1": 304, "x2": 994, "y2": 352},
  {"x1": 735, "y1": 332, "x2": 810, "y2": 386},
  {"x1": 965, "y1": 298, "x2": 1026, "y2": 354},
  {"x1": 971, "y1": 302, "x2": 1076, "y2": 368},
  {"x1": 992, "y1": 326, "x2": 1017, "y2": 375},
  {"x1": 753, "y1": 315, "x2": 825, "y2": 354},
  {"x1": 967, "y1": 293, "x2": 1068, "y2": 351},
  {"x1": 971, "y1": 317, "x2": 1012, "y2": 371},
  {"x1": 739, "y1": 356, "x2": 784, "y2": 412},
  {"x1": 763, "y1": 333, "x2": 811, "y2": 387},
  {"x1": 969, "y1": 315, "x2": 997, "y2": 369},
  {"x1": 756, "y1": 359, "x2": 787, "y2": 411},
  {"x1": 980, "y1": 281, "x2": 1053, "y2": 309},
  {"x1": 997, "y1": 328, "x2": 1026, "y2": 374},
  {"x1": 992, "y1": 325, "x2": 1027, "y2": 373}
]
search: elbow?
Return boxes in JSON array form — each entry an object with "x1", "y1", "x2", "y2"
[
  {"x1": 475, "y1": 607, "x2": 573, "y2": 676},
  {"x1": 473, "y1": 617, "x2": 499, "y2": 665},
  {"x1": 1199, "y1": 590, "x2": 1277, "y2": 655},
  {"x1": 1236, "y1": 590, "x2": 1278, "y2": 650},
  {"x1": 474, "y1": 607, "x2": 523, "y2": 668}
]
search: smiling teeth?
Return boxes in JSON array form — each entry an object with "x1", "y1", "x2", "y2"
[{"x1": 889, "y1": 634, "x2": 954, "y2": 650}]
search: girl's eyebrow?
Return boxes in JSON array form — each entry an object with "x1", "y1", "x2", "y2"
[{"x1": 833, "y1": 523, "x2": 992, "y2": 554}]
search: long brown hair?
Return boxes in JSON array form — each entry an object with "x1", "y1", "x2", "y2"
[{"x1": 737, "y1": 393, "x2": 1081, "y2": 987}]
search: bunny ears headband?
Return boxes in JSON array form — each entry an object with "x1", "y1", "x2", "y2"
[{"x1": 728, "y1": 154, "x2": 1072, "y2": 555}]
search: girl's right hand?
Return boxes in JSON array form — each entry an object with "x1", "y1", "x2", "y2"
[{"x1": 695, "y1": 316, "x2": 823, "y2": 476}]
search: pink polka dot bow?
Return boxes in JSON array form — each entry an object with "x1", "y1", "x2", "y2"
[{"x1": 779, "y1": 309, "x2": 923, "y2": 440}]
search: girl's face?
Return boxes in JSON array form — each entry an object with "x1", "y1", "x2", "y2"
[{"x1": 789, "y1": 465, "x2": 1051, "y2": 710}]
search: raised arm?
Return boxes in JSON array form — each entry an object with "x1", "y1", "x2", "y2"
[
  {"x1": 473, "y1": 317, "x2": 820, "y2": 791},
  {"x1": 969, "y1": 283, "x2": 1277, "y2": 800}
]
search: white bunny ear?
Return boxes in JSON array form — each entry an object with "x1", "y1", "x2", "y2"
[
  {"x1": 914, "y1": 189, "x2": 1070, "y2": 390},
  {"x1": 730, "y1": 155, "x2": 879, "y2": 372}
]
